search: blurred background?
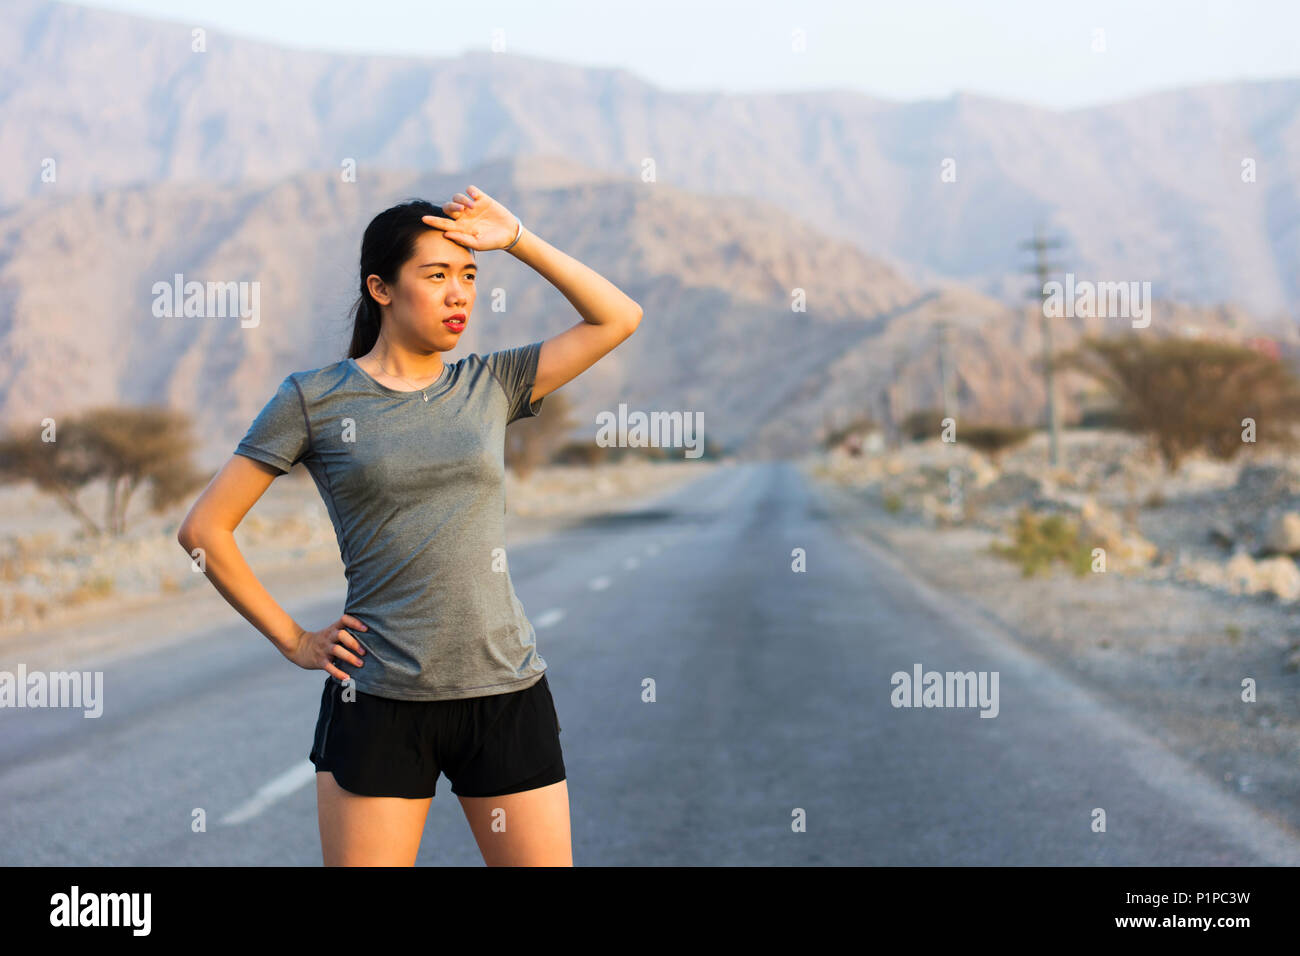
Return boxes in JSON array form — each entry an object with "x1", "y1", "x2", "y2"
[{"x1": 2, "y1": 0, "x2": 1299, "y2": 866}]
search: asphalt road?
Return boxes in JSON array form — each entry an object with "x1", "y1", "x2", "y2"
[{"x1": 3, "y1": 460, "x2": 1298, "y2": 865}]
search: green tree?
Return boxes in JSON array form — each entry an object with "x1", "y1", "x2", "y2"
[
  {"x1": 1054, "y1": 333, "x2": 1300, "y2": 472},
  {"x1": 0, "y1": 405, "x2": 205, "y2": 536}
]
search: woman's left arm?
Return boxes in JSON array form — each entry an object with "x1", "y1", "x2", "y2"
[
  {"x1": 504, "y1": 225, "x2": 642, "y2": 402},
  {"x1": 426, "y1": 186, "x2": 642, "y2": 403}
]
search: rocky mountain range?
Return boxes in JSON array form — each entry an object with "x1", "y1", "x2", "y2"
[
  {"x1": 5, "y1": 0, "x2": 1299, "y2": 315},
  {"x1": 3, "y1": 154, "x2": 1290, "y2": 460}
]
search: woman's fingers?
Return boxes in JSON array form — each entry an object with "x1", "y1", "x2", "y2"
[
  {"x1": 335, "y1": 627, "x2": 366, "y2": 658},
  {"x1": 329, "y1": 636, "x2": 364, "y2": 669},
  {"x1": 339, "y1": 614, "x2": 369, "y2": 638},
  {"x1": 324, "y1": 661, "x2": 351, "y2": 682},
  {"x1": 335, "y1": 616, "x2": 366, "y2": 665},
  {"x1": 453, "y1": 191, "x2": 475, "y2": 207},
  {"x1": 421, "y1": 214, "x2": 479, "y2": 249}
]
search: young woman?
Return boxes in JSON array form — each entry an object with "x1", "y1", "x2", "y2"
[{"x1": 177, "y1": 186, "x2": 641, "y2": 866}]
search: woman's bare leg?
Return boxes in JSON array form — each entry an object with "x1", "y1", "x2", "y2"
[
  {"x1": 457, "y1": 779, "x2": 572, "y2": 866},
  {"x1": 316, "y1": 770, "x2": 432, "y2": 866}
]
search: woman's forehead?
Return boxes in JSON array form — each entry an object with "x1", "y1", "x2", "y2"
[{"x1": 413, "y1": 227, "x2": 476, "y2": 266}]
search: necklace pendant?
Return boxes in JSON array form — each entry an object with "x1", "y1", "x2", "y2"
[{"x1": 423, "y1": 392, "x2": 429, "y2": 401}]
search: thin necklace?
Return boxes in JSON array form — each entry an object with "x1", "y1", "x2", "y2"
[{"x1": 368, "y1": 357, "x2": 445, "y2": 401}]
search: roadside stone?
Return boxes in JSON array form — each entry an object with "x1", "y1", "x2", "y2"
[
  {"x1": 1079, "y1": 497, "x2": 1159, "y2": 570},
  {"x1": 1236, "y1": 464, "x2": 1298, "y2": 504},
  {"x1": 967, "y1": 452, "x2": 1000, "y2": 489},
  {"x1": 1263, "y1": 511, "x2": 1300, "y2": 556},
  {"x1": 1225, "y1": 551, "x2": 1261, "y2": 594},
  {"x1": 1254, "y1": 556, "x2": 1300, "y2": 602},
  {"x1": 1206, "y1": 519, "x2": 1236, "y2": 551},
  {"x1": 966, "y1": 472, "x2": 1042, "y2": 511}
]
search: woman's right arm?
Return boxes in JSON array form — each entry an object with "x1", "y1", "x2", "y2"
[{"x1": 176, "y1": 455, "x2": 366, "y2": 682}]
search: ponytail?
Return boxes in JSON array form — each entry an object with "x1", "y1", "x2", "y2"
[{"x1": 346, "y1": 283, "x2": 383, "y2": 359}]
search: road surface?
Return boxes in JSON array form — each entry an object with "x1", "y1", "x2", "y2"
[{"x1": 2, "y1": 460, "x2": 1297, "y2": 865}]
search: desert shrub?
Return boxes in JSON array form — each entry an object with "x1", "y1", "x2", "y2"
[
  {"x1": 1055, "y1": 334, "x2": 1300, "y2": 472},
  {"x1": 958, "y1": 423, "x2": 1035, "y2": 466},
  {"x1": 902, "y1": 408, "x2": 948, "y2": 443},
  {"x1": 1074, "y1": 405, "x2": 1130, "y2": 430},
  {"x1": 0, "y1": 405, "x2": 204, "y2": 537},
  {"x1": 824, "y1": 415, "x2": 879, "y2": 452},
  {"x1": 551, "y1": 441, "x2": 615, "y2": 466},
  {"x1": 989, "y1": 508, "x2": 1093, "y2": 578},
  {"x1": 506, "y1": 390, "x2": 577, "y2": 478}
]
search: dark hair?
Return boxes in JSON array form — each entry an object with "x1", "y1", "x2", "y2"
[{"x1": 346, "y1": 198, "x2": 474, "y2": 359}]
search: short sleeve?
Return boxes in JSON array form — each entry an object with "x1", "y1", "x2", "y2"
[
  {"x1": 234, "y1": 374, "x2": 311, "y2": 475},
  {"x1": 482, "y1": 340, "x2": 545, "y2": 424}
]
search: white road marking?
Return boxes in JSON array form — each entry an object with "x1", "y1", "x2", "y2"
[
  {"x1": 220, "y1": 760, "x2": 317, "y2": 826},
  {"x1": 534, "y1": 608, "x2": 566, "y2": 629}
]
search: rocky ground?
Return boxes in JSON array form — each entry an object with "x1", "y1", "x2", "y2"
[
  {"x1": 799, "y1": 428, "x2": 1300, "y2": 836},
  {"x1": 0, "y1": 456, "x2": 718, "y2": 645}
]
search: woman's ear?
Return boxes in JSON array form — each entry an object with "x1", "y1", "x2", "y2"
[{"x1": 366, "y1": 274, "x2": 391, "y2": 306}]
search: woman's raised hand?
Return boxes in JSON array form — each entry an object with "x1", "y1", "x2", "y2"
[
  {"x1": 422, "y1": 185, "x2": 521, "y2": 251},
  {"x1": 284, "y1": 614, "x2": 368, "y2": 682}
]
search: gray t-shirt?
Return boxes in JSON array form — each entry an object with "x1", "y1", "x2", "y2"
[{"x1": 233, "y1": 341, "x2": 547, "y2": 701}]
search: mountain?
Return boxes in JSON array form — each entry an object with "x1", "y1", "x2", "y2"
[
  {"x1": 2, "y1": 155, "x2": 1289, "y2": 461},
  {"x1": 2, "y1": 0, "x2": 1297, "y2": 316},
  {"x1": 0, "y1": 156, "x2": 921, "y2": 461}
]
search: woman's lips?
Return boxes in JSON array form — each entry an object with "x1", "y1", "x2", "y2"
[{"x1": 443, "y1": 315, "x2": 466, "y2": 332}]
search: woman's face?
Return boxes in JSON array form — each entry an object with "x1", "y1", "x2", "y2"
[{"x1": 367, "y1": 228, "x2": 477, "y2": 349}]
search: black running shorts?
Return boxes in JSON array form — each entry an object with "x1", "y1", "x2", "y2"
[{"x1": 309, "y1": 672, "x2": 565, "y2": 799}]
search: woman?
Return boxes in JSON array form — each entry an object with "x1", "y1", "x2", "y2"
[{"x1": 177, "y1": 186, "x2": 642, "y2": 866}]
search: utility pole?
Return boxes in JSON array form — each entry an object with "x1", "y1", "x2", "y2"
[
  {"x1": 937, "y1": 319, "x2": 957, "y2": 423},
  {"x1": 1021, "y1": 224, "x2": 1064, "y2": 468},
  {"x1": 884, "y1": 338, "x2": 921, "y2": 449},
  {"x1": 879, "y1": 366, "x2": 900, "y2": 450},
  {"x1": 935, "y1": 319, "x2": 964, "y2": 521}
]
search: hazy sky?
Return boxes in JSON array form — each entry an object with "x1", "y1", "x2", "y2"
[{"x1": 74, "y1": 0, "x2": 1298, "y2": 110}]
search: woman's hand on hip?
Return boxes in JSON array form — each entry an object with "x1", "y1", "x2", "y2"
[{"x1": 285, "y1": 614, "x2": 368, "y2": 682}]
